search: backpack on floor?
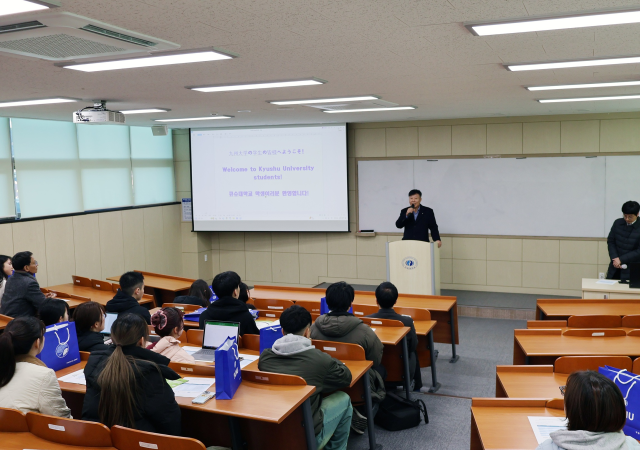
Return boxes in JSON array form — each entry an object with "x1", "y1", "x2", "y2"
[{"x1": 374, "y1": 391, "x2": 429, "y2": 431}]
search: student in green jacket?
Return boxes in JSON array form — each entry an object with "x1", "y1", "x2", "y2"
[{"x1": 259, "y1": 305, "x2": 353, "y2": 450}]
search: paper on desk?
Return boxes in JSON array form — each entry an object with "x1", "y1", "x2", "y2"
[
  {"x1": 182, "y1": 346, "x2": 202, "y2": 356},
  {"x1": 596, "y1": 280, "x2": 617, "y2": 285},
  {"x1": 256, "y1": 320, "x2": 280, "y2": 330},
  {"x1": 58, "y1": 369, "x2": 86, "y2": 385},
  {"x1": 172, "y1": 377, "x2": 215, "y2": 398},
  {"x1": 528, "y1": 416, "x2": 567, "y2": 444},
  {"x1": 238, "y1": 353, "x2": 259, "y2": 368}
]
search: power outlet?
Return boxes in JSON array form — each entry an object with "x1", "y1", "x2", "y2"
[
  {"x1": 599, "y1": 272, "x2": 605, "y2": 279},
  {"x1": 204, "y1": 254, "x2": 208, "y2": 262}
]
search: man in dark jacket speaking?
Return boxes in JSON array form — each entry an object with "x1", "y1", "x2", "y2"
[
  {"x1": 395, "y1": 189, "x2": 442, "y2": 248},
  {"x1": 607, "y1": 201, "x2": 640, "y2": 280}
]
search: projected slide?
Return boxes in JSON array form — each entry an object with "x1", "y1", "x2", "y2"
[{"x1": 190, "y1": 124, "x2": 349, "y2": 232}]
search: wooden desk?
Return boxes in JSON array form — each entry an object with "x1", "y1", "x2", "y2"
[
  {"x1": 582, "y1": 278, "x2": 640, "y2": 299},
  {"x1": 537, "y1": 298, "x2": 640, "y2": 320},
  {"x1": 107, "y1": 271, "x2": 193, "y2": 305},
  {"x1": 470, "y1": 398, "x2": 565, "y2": 450},
  {"x1": 514, "y1": 331, "x2": 640, "y2": 365},
  {"x1": 251, "y1": 284, "x2": 460, "y2": 362},
  {"x1": 46, "y1": 283, "x2": 154, "y2": 308},
  {"x1": 495, "y1": 365, "x2": 566, "y2": 399},
  {"x1": 0, "y1": 313, "x2": 11, "y2": 330},
  {"x1": 0, "y1": 431, "x2": 117, "y2": 450}
]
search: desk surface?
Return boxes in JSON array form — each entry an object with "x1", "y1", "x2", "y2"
[
  {"x1": 46, "y1": 283, "x2": 153, "y2": 307},
  {"x1": 583, "y1": 278, "x2": 640, "y2": 294},
  {"x1": 0, "y1": 431, "x2": 116, "y2": 450},
  {"x1": 496, "y1": 366, "x2": 567, "y2": 399},
  {"x1": 538, "y1": 298, "x2": 640, "y2": 318},
  {"x1": 107, "y1": 271, "x2": 194, "y2": 292},
  {"x1": 515, "y1": 333, "x2": 640, "y2": 358},
  {"x1": 0, "y1": 314, "x2": 11, "y2": 330},
  {"x1": 472, "y1": 400, "x2": 565, "y2": 450}
]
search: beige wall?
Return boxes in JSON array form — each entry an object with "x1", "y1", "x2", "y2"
[
  {"x1": 0, "y1": 204, "x2": 182, "y2": 288},
  {"x1": 173, "y1": 112, "x2": 640, "y2": 296}
]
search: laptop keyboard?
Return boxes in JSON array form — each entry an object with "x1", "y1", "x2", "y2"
[{"x1": 191, "y1": 349, "x2": 216, "y2": 361}]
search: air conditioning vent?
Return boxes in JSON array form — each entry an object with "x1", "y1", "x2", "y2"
[
  {"x1": 81, "y1": 24, "x2": 156, "y2": 47},
  {"x1": 0, "y1": 34, "x2": 126, "y2": 59},
  {"x1": 0, "y1": 20, "x2": 45, "y2": 34}
]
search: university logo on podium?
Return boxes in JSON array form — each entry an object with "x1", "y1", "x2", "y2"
[{"x1": 402, "y1": 257, "x2": 418, "y2": 270}]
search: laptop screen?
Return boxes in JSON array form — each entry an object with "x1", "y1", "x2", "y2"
[
  {"x1": 101, "y1": 313, "x2": 118, "y2": 335},
  {"x1": 203, "y1": 321, "x2": 239, "y2": 349}
]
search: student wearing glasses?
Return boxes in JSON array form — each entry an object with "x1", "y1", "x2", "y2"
[{"x1": 0, "y1": 251, "x2": 55, "y2": 318}]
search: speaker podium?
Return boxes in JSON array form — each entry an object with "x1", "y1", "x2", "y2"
[{"x1": 386, "y1": 240, "x2": 440, "y2": 295}]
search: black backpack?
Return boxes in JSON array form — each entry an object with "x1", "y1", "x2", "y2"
[{"x1": 374, "y1": 391, "x2": 429, "y2": 431}]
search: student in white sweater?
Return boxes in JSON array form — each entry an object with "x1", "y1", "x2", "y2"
[
  {"x1": 537, "y1": 371, "x2": 640, "y2": 450},
  {"x1": 0, "y1": 316, "x2": 71, "y2": 417}
]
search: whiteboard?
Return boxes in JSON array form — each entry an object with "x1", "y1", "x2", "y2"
[{"x1": 358, "y1": 155, "x2": 640, "y2": 238}]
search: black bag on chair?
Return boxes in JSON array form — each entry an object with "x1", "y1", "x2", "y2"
[{"x1": 374, "y1": 391, "x2": 429, "y2": 431}]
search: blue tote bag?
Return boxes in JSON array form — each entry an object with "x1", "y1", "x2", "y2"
[
  {"x1": 599, "y1": 365, "x2": 640, "y2": 438},
  {"x1": 260, "y1": 325, "x2": 282, "y2": 354},
  {"x1": 184, "y1": 307, "x2": 207, "y2": 322},
  {"x1": 37, "y1": 321, "x2": 81, "y2": 371},
  {"x1": 215, "y1": 336, "x2": 242, "y2": 400}
]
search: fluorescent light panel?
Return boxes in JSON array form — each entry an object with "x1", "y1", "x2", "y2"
[
  {"x1": 155, "y1": 116, "x2": 233, "y2": 122},
  {"x1": 0, "y1": 0, "x2": 53, "y2": 18},
  {"x1": 507, "y1": 55, "x2": 640, "y2": 71},
  {"x1": 120, "y1": 109, "x2": 168, "y2": 114},
  {"x1": 528, "y1": 80, "x2": 640, "y2": 91},
  {"x1": 270, "y1": 96, "x2": 379, "y2": 105},
  {"x1": 469, "y1": 8, "x2": 640, "y2": 36},
  {"x1": 539, "y1": 94, "x2": 640, "y2": 103},
  {"x1": 63, "y1": 50, "x2": 232, "y2": 72},
  {"x1": 191, "y1": 79, "x2": 324, "y2": 92},
  {"x1": 323, "y1": 106, "x2": 416, "y2": 114},
  {"x1": 0, "y1": 98, "x2": 76, "y2": 108}
]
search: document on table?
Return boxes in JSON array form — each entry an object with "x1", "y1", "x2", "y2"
[
  {"x1": 172, "y1": 377, "x2": 215, "y2": 398},
  {"x1": 596, "y1": 279, "x2": 617, "y2": 285},
  {"x1": 58, "y1": 369, "x2": 86, "y2": 385},
  {"x1": 256, "y1": 320, "x2": 280, "y2": 330},
  {"x1": 528, "y1": 416, "x2": 567, "y2": 444},
  {"x1": 238, "y1": 353, "x2": 259, "y2": 368}
]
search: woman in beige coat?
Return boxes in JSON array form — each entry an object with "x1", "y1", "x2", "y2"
[
  {"x1": 149, "y1": 307, "x2": 195, "y2": 363},
  {"x1": 0, "y1": 316, "x2": 71, "y2": 417}
]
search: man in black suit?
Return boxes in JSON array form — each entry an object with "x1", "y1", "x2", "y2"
[
  {"x1": 607, "y1": 200, "x2": 640, "y2": 280},
  {"x1": 395, "y1": 189, "x2": 442, "y2": 248}
]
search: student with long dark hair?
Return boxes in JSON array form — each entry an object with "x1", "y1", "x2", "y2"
[
  {"x1": 39, "y1": 298, "x2": 70, "y2": 326},
  {"x1": 0, "y1": 316, "x2": 71, "y2": 417},
  {"x1": 0, "y1": 254, "x2": 12, "y2": 304},
  {"x1": 72, "y1": 301, "x2": 108, "y2": 353},
  {"x1": 536, "y1": 370, "x2": 640, "y2": 449},
  {"x1": 173, "y1": 279, "x2": 211, "y2": 308},
  {"x1": 82, "y1": 313, "x2": 181, "y2": 435}
]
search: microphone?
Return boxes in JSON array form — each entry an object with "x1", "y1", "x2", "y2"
[{"x1": 622, "y1": 264, "x2": 628, "y2": 270}]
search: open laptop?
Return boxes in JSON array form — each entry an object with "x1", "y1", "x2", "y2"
[
  {"x1": 101, "y1": 313, "x2": 118, "y2": 336},
  {"x1": 191, "y1": 321, "x2": 240, "y2": 362}
]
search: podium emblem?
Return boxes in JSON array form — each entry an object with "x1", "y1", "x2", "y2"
[{"x1": 402, "y1": 257, "x2": 418, "y2": 270}]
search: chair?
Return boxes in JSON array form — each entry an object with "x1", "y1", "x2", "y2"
[
  {"x1": 623, "y1": 315, "x2": 640, "y2": 328},
  {"x1": 627, "y1": 329, "x2": 640, "y2": 337},
  {"x1": 253, "y1": 298, "x2": 294, "y2": 311},
  {"x1": 91, "y1": 279, "x2": 113, "y2": 291},
  {"x1": 294, "y1": 300, "x2": 321, "y2": 314},
  {"x1": 169, "y1": 362, "x2": 215, "y2": 377},
  {"x1": 242, "y1": 369, "x2": 306, "y2": 385},
  {"x1": 257, "y1": 310, "x2": 282, "y2": 319},
  {"x1": 111, "y1": 283, "x2": 120, "y2": 293},
  {"x1": 546, "y1": 399, "x2": 564, "y2": 410},
  {"x1": 562, "y1": 328, "x2": 625, "y2": 337},
  {"x1": 633, "y1": 357, "x2": 640, "y2": 374},
  {"x1": 392, "y1": 306, "x2": 431, "y2": 321},
  {"x1": 351, "y1": 304, "x2": 379, "y2": 317},
  {"x1": 567, "y1": 315, "x2": 622, "y2": 328},
  {"x1": 242, "y1": 333, "x2": 260, "y2": 351},
  {"x1": 111, "y1": 425, "x2": 206, "y2": 450},
  {"x1": 555, "y1": 356, "x2": 633, "y2": 373},
  {"x1": 161, "y1": 303, "x2": 201, "y2": 312},
  {"x1": 0, "y1": 408, "x2": 28, "y2": 432},
  {"x1": 72, "y1": 275, "x2": 92, "y2": 287},
  {"x1": 527, "y1": 320, "x2": 567, "y2": 329},
  {"x1": 312, "y1": 339, "x2": 365, "y2": 361},
  {"x1": 514, "y1": 328, "x2": 562, "y2": 336},
  {"x1": 26, "y1": 412, "x2": 112, "y2": 447},
  {"x1": 360, "y1": 317, "x2": 404, "y2": 328},
  {"x1": 186, "y1": 329, "x2": 204, "y2": 345}
]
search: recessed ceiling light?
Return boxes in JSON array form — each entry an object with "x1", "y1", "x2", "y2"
[
  {"x1": 155, "y1": 116, "x2": 233, "y2": 122},
  {"x1": 237, "y1": 110, "x2": 251, "y2": 113},
  {"x1": 0, "y1": 97, "x2": 76, "y2": 108},
  {"x1": 527, "y1": 80, "x2": 640, "y2": 91},
  {"x1": 538, "y1": 94, "x2": 640, "y2": 103},
  {"x1": 323, "y1": 106, "x2": 416, "y2": 114},
  {"x1": 270, "y1": 96, "x2": 379, "y2": 105},
  {"x1": 0, "y1": 0, "x2": 57, "y2": 18},
  {"x1": 506, "y1": 56, "x2": 640, "y2": 71},
  {"x1": 119, "y1": 108, "x2": 169, "y2": 114},
  {"x1": 189, "y1": 78, "x2": 325, "y2": 92},
  {"x1": 62, "y1": 48, "x2": 234, "y2": 72},
  {"x1": 467, "y1": 8, "x2": 640, "y2": 36}
]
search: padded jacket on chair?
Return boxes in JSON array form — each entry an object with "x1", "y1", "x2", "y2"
[{"x1": 607, "y1": 218, "x2": 640, "y2": 279}]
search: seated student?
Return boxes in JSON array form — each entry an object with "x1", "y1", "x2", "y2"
[
  {"x1": 259, "y1": 305, "x2": 353, "y2": 450},
  {"x1": 366, "y1": 282, "x2": 423, "y2": 391},
  {"x1": 148, "y1": 307, "x2": 195, "y2": 363},
  {"x1": 238, "y1": 282, "x2": 256, "y2": 310},
  {"x1": 0, "y1": 254, "x2": 12, "y2": 305},
  {"x1": 72, "y1": 301, "x2": 108, "y2": 353},
  {"x1": 106, "y1": 271, "x2": 151, "y2": 324},
  {"x1": 537, "y1": 370, "x2": 640, "y2": 450},
  {"x1": 38, "y1": 298, "x2": 70, "y2": 326},
  {"x1": 0, "y1": 316, "x2": 71, "y2": 417},
  {"x1": 0, "y1": 251, "x2": 55, "y2": 318},
  {"x1": 198, "y1": 271, "x2": 259, "y2": 336},
  {"x1": 82, "y1": 313, "x2": 181, "y2": 435},
  {"x1": 173, "y1": 279, "x2": 211, "y2": 308}
]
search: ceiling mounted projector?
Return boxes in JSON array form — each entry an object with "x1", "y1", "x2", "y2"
[{"x1": 73, "y1": 100, "x2": 125, "y2": 124}]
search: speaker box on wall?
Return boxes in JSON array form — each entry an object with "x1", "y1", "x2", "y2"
[{"x1": 151, "y1": 125, "x2": 168, "y2": 136}]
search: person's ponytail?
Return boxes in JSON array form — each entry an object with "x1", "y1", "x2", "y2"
[
  {"x1": 97, "y1": 313, "x2": 148, "y2": 428},
  {"x1": 0, "y1": 316, "x2": 45, "y2": 388}
]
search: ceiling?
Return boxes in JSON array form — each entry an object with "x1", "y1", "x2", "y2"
[{"x1": 4, "y1": 0, "x2": 640, "y2": 127}]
